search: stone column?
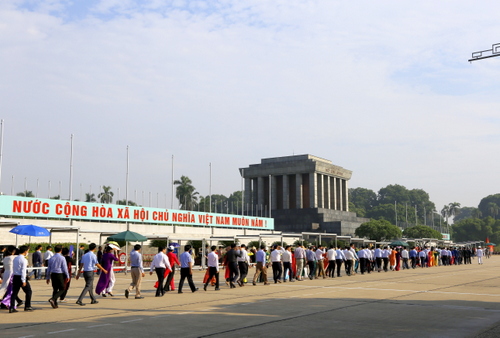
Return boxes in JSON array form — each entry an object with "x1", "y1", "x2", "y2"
[
  {"x1": 338, "y1": 178, "x2": 343, "y2": 212},
  {"x1": 257, "y1": 176, "x2": 264, "y2": 211},
  {"x1": 283, "y1": 174, "x2": 289, "y2": 209},
  {"x1": 344, "y1": 179, "x2": 349, "y2": 211},
  {"x1": 309, "y1": 172, "x2": 317, "y2": 208},
  {"x1": 332, "y1": 176, "x2": 337, "y2": 210},
  {"x1": 271, "y1": 175, "x2": 277, "y2": 210},
  {"x1": 244, "y1": 178, "x2": 252, "y2": 214},
  {"x1": 317, "y1": 174, "x2": 323, "y2": 208},
  {"x1": 325, "y1": 175, "x2": 331, "y2": 209},
  {"x1": 296, "y1": 173, "x2": 303, "y2": 209}
]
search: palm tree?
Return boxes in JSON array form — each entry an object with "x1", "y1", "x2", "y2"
[
  {"x1": 441, "y1": 205, "x2": 450, "y2": 234},
  {"x1": 448, "y1": 202, "x2": 461, "y2": 223},
  {"x1": 17, "y1": 190, "x2": 34, "y2": 197},
  {"x1": 98, "y1": 186, "x2": 114, "y2": 204},
  {"x1": 85, "y1": 193, "x2": 97, "y2": 203},
  {"x1": 174, "y1": 176, "x2": 199, "y2": 210}
]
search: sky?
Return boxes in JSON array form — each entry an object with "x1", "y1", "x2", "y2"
[{"x1": 1, "y1": 0, "x2": 500, "y2": 211}]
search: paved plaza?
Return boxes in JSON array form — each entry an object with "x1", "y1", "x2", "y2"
[{"x1": 2, "y1": 257, "x2": 500, "y2": 338}]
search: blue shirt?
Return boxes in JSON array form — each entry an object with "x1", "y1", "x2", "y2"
[
  {"x1": 256, "y1": 250, "x2": 266, "y2": 263},
  {"x1": 180, "y1": 251, "x2": 194, "y2": 268},
  {"x1": 80, "y1": 251, "x2": 98, "y2": 272},
  {"x1": 129, "y1": 250, "x2": 143, "y2": 272},
  {"x1": 46, "y1": 253, "x2": 69, "y2": 279}
]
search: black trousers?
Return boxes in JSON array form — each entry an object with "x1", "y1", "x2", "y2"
[
  {"x1": 283, "y1": 262, "x2": 292, "y2": 281},
  {"x1": 307, "y1": 261, "x2": 315, "y2": 278},
  {"x1": 375, "y1": 257, "x2": 382, "y2": 271},
  {"x1": 410, "y1": 257, "x2": 417, "y2": 268},
  {"x1": 50, "y1": 273, "x2": 66, "y2": 305},
  {"x1": 238, "y1": 262, "x2": 248, "y2": 282},
  {"x1": 155, "y1": 268, "x2": 166, "y2": 296},
  {"x1": 344, "y1": 260, "x2": 352, "y2": 275},
  {"x1": 359, "y1": 258, "x2": 367, "y2": 274},
  {"x1": 326, "y1": 260, "x2": 336, "y2": 277},
  {"x1": 205, "y1": 267, "x2": 219, "y2": 289},
  {"x1": 10, "y1": 275, "x2": 31, "y2": 310},
  {"x1": 272, "y1": 262, "x2": 282, "y2": 282},
  {"x1": 178, "y1": 268, "x2": 196, "y2": 292},
  {"x1": 164, "y1": 266, "x2": 176, "y2": 292},
  {"x1": 383, "y1": 257, "x2": 389, "y2": 271},
  {"x1": 335, "y1": 259, "x2": 343, "y2": 276},
  {"x1": 402, "y1": 258, "x2": 409, "y2": 269},
  {"x1": 60, "y1": 278, "x2": 71, "y2": 300},
  {"x1": 228, "y1": 262, "x2": 239, "y2": 283},
  {"x1": 77, "y1": 271, "x2": 96, "y2": 303}
]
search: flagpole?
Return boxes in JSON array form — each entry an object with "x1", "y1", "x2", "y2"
[
  {"x1": 209, "y1": 162, "x2": 212, "y2": 213},
  {"x1": 0, "y1": 119, "x2": 4, "y2": 194},
  {"x1": 171, "y1": 155, "x2": 174, "y2": 209},
  {"x1": 126, "y1": 145, "x2": 129, "y2": 230},
  {"x1": 69, "y1": 134, "x2": 73, "y2": 201}
]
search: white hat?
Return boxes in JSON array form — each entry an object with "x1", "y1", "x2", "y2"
[
  {"x1": 168, "y1": 245, "x2": 175, "y2": 251},
  {"x1": 108, "y1": 243, "x2": 120, "y2": 250}
]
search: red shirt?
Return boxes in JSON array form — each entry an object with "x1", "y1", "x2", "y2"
[{"x1": 167, "y1": 252, "x2": 180, "y2": 267}]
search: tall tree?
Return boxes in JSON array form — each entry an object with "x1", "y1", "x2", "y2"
[
  {"x1": 478, "y1": 194, "x2": 500, "y2": 219},
  {"x1": 98, "y1": 186, "x2": 114, "y2": 204},
  {"x1": 174, "y1": 176, "x2": 199, "y2": 210},
  {"x1": 403, "y1": 225, "x2": 443, "y2": 239},
  {"x1": 17, "y1": 191, "x2": 34, "y2": 197},
  {"x1": 355, "y1": 219, "x2": 402, "y2": 242},
  {"x1": 448, "y1": 202, "x2": 461, "y2": 223},
  {"x1": 85, "y1": 193, "x2": 96, "y2": 203}
]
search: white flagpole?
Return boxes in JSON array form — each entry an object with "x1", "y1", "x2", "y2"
[
  {"x1": 209, "y1": 162, "x2": 212, "y2": 213},
  {"x1": 171, "y1": 155, "x2": 174, "y2": 209},
  {"x1": 241, "y1": 169, "x2": 244, "y2": 215},
  {"x1": 0, "y1": 119, "x2": 4, "y2": 194},
  {"x1": 69, "y1": 134, "x2": 74, "y2": 200}
]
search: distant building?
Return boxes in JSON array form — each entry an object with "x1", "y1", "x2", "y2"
[{"x1": 240, "y1": 154, "x2": 369, "y2": 236}]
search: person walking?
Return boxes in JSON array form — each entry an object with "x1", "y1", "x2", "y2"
[
  {"x1": 326, "y1": 245, "x2": 337, "y2": 278},
  {"x1": 30, "y1": 245, "x2": 43, "y2": 280},
  {"x1": 46, "y1": 245, "x2": 69, "y2": 309},
  {"x1": 315, "y1": 245, "x2": 326, "y2": 279},
  {"x1": 43, "y1": 246, "x2": 54, "y2": 278},
  {"x1": 477, "y1": 246, "x2": 484, "y2": 264},
  {"x1": 282, "y1": 245, "x2": 294, "y2": 282},
  {"x1": 225, "y1": 244, "x2": 241, "y2": 288},
  {"x1": 204, "y1": 246, "x2": 220, "y2": 291},
  {"x1": 164, "y1": 246, "x2": 180, "y2": 292},
  {"x1": 150, "y1": 246, "x2": 171, "y2": 297},
  {"x1": 270, "y1": 245, "x2": 284, "y2": 283},
  {"x1": 294, "y1": 244, "x2": 305, "y2": 281},
  {"x1": 252, "y1": 245, "x2": 269, "y2": 286},
  {"x1": 95, "y1": 245, "x2": 119, "y2": 297},
  {"x1": 335, "y1": 247, "x2": 346, "y2": 277},
  {"x1": 125, "y1": 244, "x2": 144, "y2": 299},
  {"x1": 178, "y1": 245, "x2": 198, "y2": 293},
  {"x1": 9, "y1": 245, "x2": 33, "y2": 313},
  {"x1": 58, "y1": 247, "x2": 73, "y2": 303},
  {"x1": 237, "y1": 244, "x2": 250, "y2": 286},
  {"x1": 76, "y1": 243, "x2": 107, "y2": 306}
]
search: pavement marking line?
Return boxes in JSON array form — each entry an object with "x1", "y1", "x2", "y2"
[
  {"x1": 47, "y1": 329, "x2": 75, "y2": 334},
  {"x1": 18, "y1": 336, "x2": 35, "y2": 338},
  {"x1": 177, "y1": 312, "x2": 192, "y2": 315},
  {"x1": 153, "y1": 314, "x2": 171, "y2": 318},
  {"x1": 87, "y1": 324, "x2": 113, "y2": 328},
  {"x1": 120, "y1": 319, "x2": 143, "y2": 323}
]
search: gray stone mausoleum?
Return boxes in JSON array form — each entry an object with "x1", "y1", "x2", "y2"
[{"x1": 240, "y1": 154, "x2": 369, "y2": 236}]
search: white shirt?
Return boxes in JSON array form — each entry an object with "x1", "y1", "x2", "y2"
[
  {"x1": 13, "y1": 254, "x2": 28, "y2": 283},
  {"x1": 44, "y1": 250, "x2": 54, "y2": 261},
  {"x1": 315, "y1": 249, "x2": 325, "y2": 261},
  {"x1": 374, "y1": 248, "x2": 382, "y2": 258},
  {"x1": 343, "y1": 249, "x2": 354, "y2": 260},
  {"x1": 382, "y1": 249, "x2": 391, "y2": 258},
  {"x1": 282, "y1": 250, "x2": 292, "y2": 263},
  {"x1": 270, "y1": 249, "x2": 283, "y2": 262},
  {"x1": 237, "y1": 249, "x2": 250, "y2": 263},
  {"x1": 477, "y1": 249, "x2": 484, "y2": 257},
  {"x1": 357, "y1": 249, "x2": 366, "y2": 259},
  {"x1": 327, "y1": 249, "x2": 337, "y2": 260},
  {"x1": 401, "y1": 250, "x2": 409, "y2": 259},
  {"x1": 350, "y1": 248, "x2": 358, "y2": 260},
  {"x1": 207, "y1": 251, "x2": 219, "y2": 271},
  {"x1": 150, "y1": 252, "x2": 171, "y2": 270}
]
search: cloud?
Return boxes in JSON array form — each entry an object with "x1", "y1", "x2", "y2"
[{"x1": 1, "y1": 0, "x2": 500, "y2": 210}]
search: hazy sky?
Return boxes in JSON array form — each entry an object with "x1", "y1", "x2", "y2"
[{"x1": 1, "y1": 0, "x2": 499, "y2": 211}]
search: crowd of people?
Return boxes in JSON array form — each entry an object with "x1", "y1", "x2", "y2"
[{"x1": 0, "y1": 241, "x2": 487, "y2": 313}]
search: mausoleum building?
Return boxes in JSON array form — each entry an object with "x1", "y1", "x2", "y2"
[{"x1": 240, "y1": 154, "x2": 369, "y2": 236}]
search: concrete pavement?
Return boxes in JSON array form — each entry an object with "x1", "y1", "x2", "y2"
[{"x1": 2, "y1": 256, "x2": 500, "y2": 338}]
